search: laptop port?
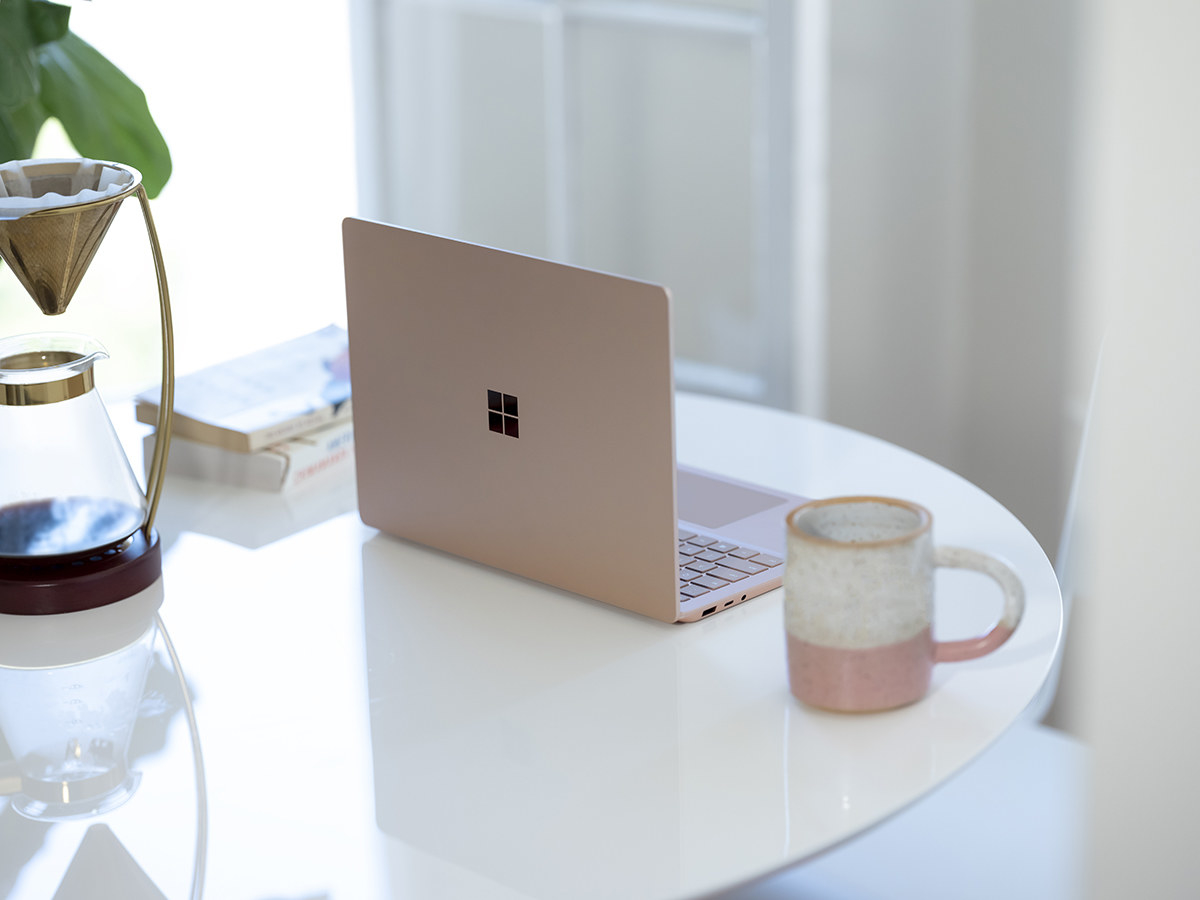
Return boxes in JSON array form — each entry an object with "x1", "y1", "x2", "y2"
[{"x1": 702, "y1": 606, "x2": 717, "y2": 617}]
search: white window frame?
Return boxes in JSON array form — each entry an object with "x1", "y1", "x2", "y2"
[{"x1": 349, "y1": 0, "x2": 827, "y2": 413}]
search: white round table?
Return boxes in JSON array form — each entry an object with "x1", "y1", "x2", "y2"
[{"x1": 0, "y1": 394, "x2": 1062, "y2": 899}]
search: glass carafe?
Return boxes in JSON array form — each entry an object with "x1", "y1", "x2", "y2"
[{"x1": 0, "y1": 332, "x2": 147, "y2": 559}]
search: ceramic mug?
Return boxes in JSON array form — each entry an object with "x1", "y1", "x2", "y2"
[{"x1": 784, "y1": 496, "x2": 1024, "y2": 712}]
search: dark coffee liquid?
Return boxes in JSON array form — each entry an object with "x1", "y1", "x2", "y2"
[{"x1": 0, "y1": 496, "x2": 144, "y2": 558}]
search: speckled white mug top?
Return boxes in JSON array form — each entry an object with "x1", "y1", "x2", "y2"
[{"x1": 785, "y1": 498, "x2": 934, "y2": 650}]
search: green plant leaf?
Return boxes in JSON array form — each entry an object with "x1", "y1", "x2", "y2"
[
  {"x1": 0, "y1": 99, "x2": 48, "y2": 164},
  {"x1": 0, "y1": 2, "x2": 39, "y2": 112},
  {"x1": 36, "y1": 32, "x2": 171, "y2": 196},
  {"x1": 28, "y1": 1, "x2": 72, "y2": 45}
]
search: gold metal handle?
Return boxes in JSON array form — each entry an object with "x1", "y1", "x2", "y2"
[{"x1": 136, "y1": 184, "x2": 174, "y2": 539}]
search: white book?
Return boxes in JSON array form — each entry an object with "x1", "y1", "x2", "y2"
[
  {"x1": 145, "y1": 417, "x2": 354, "y2": 492},
  {"x1": 136, "y1": 325, "x2": 351, "y2": 452}
]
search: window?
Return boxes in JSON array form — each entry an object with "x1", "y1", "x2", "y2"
[
  {"x1": 350, "y1": 0, "x2": 826, "y2": 409},
  {"x1": 0, "y1": 1, "x2": 358, "y2": 399}
]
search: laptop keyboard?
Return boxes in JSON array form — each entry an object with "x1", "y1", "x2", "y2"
[{"x1": 677, "y1": 529, "x2": 784, "y2": 599}]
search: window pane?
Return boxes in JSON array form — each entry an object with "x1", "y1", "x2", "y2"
[
  {"x1": 568, "y1": 17, "x2": 759, "y2": 386},
  {"x1": 360, "y1": 0, "x2": 792, "y2": 404}
]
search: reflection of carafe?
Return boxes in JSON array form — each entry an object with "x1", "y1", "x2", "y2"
[
  {"x1": 0, "y1": 333, "x2": 148, "y2": 558},
  {"x1": 0, "y1": 582, "x2": 162, "y2": 821}
]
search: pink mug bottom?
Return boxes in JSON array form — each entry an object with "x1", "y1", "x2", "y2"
[{"x1": 787, "y1": 628, "x2": 935, "y2": 712}]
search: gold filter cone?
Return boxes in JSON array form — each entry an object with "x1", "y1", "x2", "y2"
[{"x1": 0, "y1": 198, "x2": 125, "y2": 315}]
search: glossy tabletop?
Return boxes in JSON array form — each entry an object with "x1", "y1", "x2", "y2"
[{"x1": 0, "y1": 394, "x2": 1063, "y2": 899}]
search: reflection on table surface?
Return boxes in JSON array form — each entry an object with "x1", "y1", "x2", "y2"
[
  {"x1": 360, "y1": 531, "x2": 1044, "y2": 900},
  {"x1": 0, "y1": 589, "x2": 204, "y2": 899},
  {"x1": 1, "y1": 395, "x2": 1062, "y2": 899}
]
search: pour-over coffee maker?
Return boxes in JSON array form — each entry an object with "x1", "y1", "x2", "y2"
[{"x1": 0, "y1": 157, "x2": 175, "y2": 615}]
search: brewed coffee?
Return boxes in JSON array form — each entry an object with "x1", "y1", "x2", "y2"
[{"x1": 0, "y1": 496, "x2": 144, "y2": 558}]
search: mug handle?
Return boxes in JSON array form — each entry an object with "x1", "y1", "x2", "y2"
[{"x1": 931, "y1": 546, "x2": 1026, "y2": 663}]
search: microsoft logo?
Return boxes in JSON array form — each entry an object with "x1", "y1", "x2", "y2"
[{"x1": 488, "y1": 390, "x2": 519, "y2": 438}]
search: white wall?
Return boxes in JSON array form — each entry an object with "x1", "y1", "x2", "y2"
[{"x1": 1070, "y1": 0, "x2": 1200, "y2": 893}]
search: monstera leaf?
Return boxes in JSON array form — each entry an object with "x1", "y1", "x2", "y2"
[{"x1": 0, "y1": 0, "x2": 171, "y2": 197}]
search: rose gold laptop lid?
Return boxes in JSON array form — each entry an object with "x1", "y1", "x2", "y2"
[{"x1": 343, "y1": 218, "x2": 801, "y2": 623}]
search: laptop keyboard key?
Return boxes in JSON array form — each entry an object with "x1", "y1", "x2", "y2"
[
  {"x1": 711, "y1": 566, "x2": 748, "y2": 582},
  {"x1": 722, "y1": 557, "x2": 767, "y2": 576}
]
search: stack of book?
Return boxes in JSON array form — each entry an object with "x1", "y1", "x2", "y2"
[{"x1": 137, "y1": 325, "x2": 354, "y2": 492}]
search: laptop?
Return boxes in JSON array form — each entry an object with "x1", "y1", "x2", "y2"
[{"x1": 342, "y1": 217, "x2": 806, "y2": 622}]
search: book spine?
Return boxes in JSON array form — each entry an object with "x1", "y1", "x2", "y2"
[
  {"x1": 135, "y1": 398, "x2": 353, "y2": 453},
  {"x1": 248, "y1": 401, "x2": 353, "y2": 452},
  {"x1": 280, "y1": 421, "x2": 356, "y2": 490},
  {"x1": 146, "y1": 419, "x2": 354, "y2": 492}
]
